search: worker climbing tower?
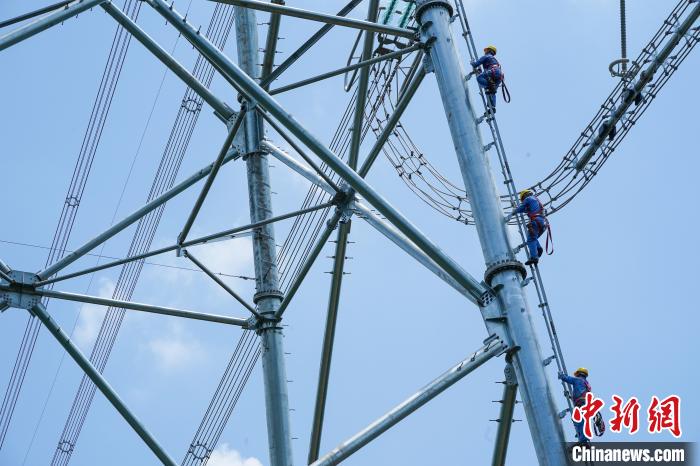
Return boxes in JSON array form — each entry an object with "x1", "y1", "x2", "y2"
[{"x1": 414, "y1": 1, "x2": 567, "y2": 463}]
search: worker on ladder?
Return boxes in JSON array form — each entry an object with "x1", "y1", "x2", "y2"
[
  {"x1": 470, "y1": 45, "x2": 503, "y2": 111},
  {"x1": 559, "y1": 368, "x2": 592, "y2": 444},
  {"x1": 506, "y1": 189, "x2": 551, "y2": 266}
]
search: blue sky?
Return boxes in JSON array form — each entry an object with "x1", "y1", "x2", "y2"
[{"x1": 0, "y1": 1, "x2": 698, "y2": 465}]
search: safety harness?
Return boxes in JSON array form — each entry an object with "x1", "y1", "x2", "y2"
[
  {"x1": 571, "y1": 378, "x2": 605, "y2": 437},
  {"x1": 483, "y1": 61, "x2": 511, "y2": 103},
  {"x1": 527, "y1": 196, "x2": 554, "y2": 255}
]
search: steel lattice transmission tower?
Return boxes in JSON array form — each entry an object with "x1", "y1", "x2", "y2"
[{"x1": 1, "y1": 0, "x2": 698, "y2": 465}]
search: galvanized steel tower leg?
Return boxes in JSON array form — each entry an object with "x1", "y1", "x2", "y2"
[
  {"x1": 233, "y1": 7, "x2": 294, "y2": 466},
  {"x1": 414, "y1": 1, "x2": 567, "y2": 464},
  {"x1": 492, "y1": 361, "x2": 518, "y2": 466}
]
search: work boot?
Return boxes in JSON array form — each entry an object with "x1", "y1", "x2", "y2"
[
  {"x1": 537, "y1": 246, "x2": 544, "y2": 257},
  {"x1": 525, "y1": 257, "x2": 539, "y2": 266}
]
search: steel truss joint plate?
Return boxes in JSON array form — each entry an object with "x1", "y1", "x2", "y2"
[{"x1": 1, "y1": 270, "x2": 40, "y2": 311}]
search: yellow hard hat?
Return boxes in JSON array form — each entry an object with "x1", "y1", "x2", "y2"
[
  {"x1": 518, "y1": 189, "x2": 533, "y2": 201},
  {"x1": 574, "y1": 367, "x2": 589, "y2": 377},
  {"x1": 484, "y1": 45, "x2": 497, "y2": 55}
]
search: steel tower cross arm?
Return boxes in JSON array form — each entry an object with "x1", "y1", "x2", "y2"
[
  {"x1": 209, "y1": 0, "x2": 416, "y2": 39},
  {"x1": 0, "y1": 0, "x2": 107, "y2": 52},
  {"x1": 0, "y1": 286, "x2": 250, "y2": 327},
  {"x1": 310, "y1": 336, "x2": 508, "y2": 466},
  {"x1": 269, "y1": 43, "x2": 423, "y2": 95},
  {"x1": 29, "y1": 302, "x2": 180, "y2": 466},
  {"x1": 101, "y1": 2, "x2": 235, "y2": 120},
  {"x1": 37, "y1": 151, "x2": 240, "y2": 280},
  {"x1": 143, "y1": 0, "x2": 489, "y2": 306}
]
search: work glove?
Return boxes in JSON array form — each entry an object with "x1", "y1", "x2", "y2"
[
  {"x1": 558, "y1": 371, "x2": 566, "y2": 380},
  {"x1": 504, "y1": 212, "x2": 514, "y2": 223}
]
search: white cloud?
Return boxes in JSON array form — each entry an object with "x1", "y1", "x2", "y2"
[
  {"x1": 148, "y1": 322, "x2": 204, "y2": 372},
  {"x1": 208, "y1": 444, "x2": 263, "y2": 466},
  {"x1": 194, "y1": 238, "x2": 254, "y2": 279},
  {"x1": 73, "y1": 278, "x2": 115, "y2": 350}
]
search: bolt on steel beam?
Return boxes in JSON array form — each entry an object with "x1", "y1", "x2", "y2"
[
  {"x1": 260, "y1": 0, "x2": 284, "y2": 86},
  {"x1": 492, "y1": 361, "x2": 518, "y2": 466},
  {"x1": 274, "y1": 210, "x2": 344, "y2": 319},
  {"x1": 308, "y1": 220, "x2": 351, "y2": 464}
]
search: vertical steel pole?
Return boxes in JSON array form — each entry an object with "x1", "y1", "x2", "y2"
[
  {"x1": 414, "y1": 2, "x2": 567, "y2": 464},
  {"x1": 308, "y1": 1, "x2": 377, "y2": 455},
  {"x1": 261, "y1": 0, "x2": 284, "y2": 86},
  {"x1": 492, "y1": 361, "x2": 518, "y2": 466},
  {"x1": 348, "y1": 0, "x2": 379, "y2": 169},
  {"x1": 308, "y1": 221, "x2": 350, "y2": 463},
  {"x1": 233, "y1": 7, "x2": 293, "y2": 466}
]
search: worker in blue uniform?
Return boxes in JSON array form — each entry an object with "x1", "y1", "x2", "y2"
[
  {"x1": 559, "y1": 367, "x2": 592, "y2": 444},
  {"x1": 505, "y1": 189, "x2": 549, "y2": 266},
  {"x1": 470, "y1": 45, "x2": 502, "y2": 110}
]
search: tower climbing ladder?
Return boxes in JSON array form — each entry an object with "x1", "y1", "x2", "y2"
[{"x1": 453, "y1": 0, "x2": 574, "y2": 416}]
